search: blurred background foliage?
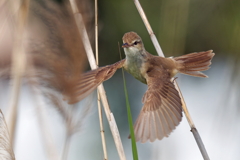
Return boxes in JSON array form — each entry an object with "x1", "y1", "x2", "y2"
[
  {"x1": 96, "y1": 0, "x2": 240, "y2": 65},
  {"x1": 83, "y1": 0, "x2": 240, "y2": 159},
  {"x1": 1, "y1": 0, "x2": 240, "y2": 160}
]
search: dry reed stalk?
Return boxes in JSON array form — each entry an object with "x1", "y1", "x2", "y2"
[
  {"x1": 68, "y1": 0, "x2": 126, "y2": 159},
  {"x1": 48, "y1": 88, "x2": 94, "y2": 160},
  {"x1": 95, "y1": 0, "x2": 108, "y2": 159},
  {"x1": 6, "y1": 0, "x2": 29, "y2": 146},
  {"x1": 58, "y1": 94, "x2": 93, "y2": 160},
  {"x1": 0, "y1": 110, "x2": 15, "y2": 160},
  {"x1": 62, "y1": 133, "x2": 71, "y2": 160},
  {"x1": 28, "y1": 80, "x2": 60, "y2": 160},
  {"x1": 46, "y1": 92, "x2": 70, "y2": 160},
  {"x1": 60, "y1": 100, "x2": 92, "y2": 160},
  {"x1": 61, "y1": 107, "x2": 73, "y2": 160},
  {"x1": 97, "y1": 94, "x2": 108, "y2": 160},
  {"x1": 133, "y1": 0, "x2": 210, "y2": 159}
]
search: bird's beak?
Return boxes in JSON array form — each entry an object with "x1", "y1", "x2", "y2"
[{"x1": 122, "y1": 43, "x2": 130, "y2": 48}]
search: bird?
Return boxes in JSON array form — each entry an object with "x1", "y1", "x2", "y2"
[{"x1": 65, "y1": 31, "x2": 215, "y2": 143}]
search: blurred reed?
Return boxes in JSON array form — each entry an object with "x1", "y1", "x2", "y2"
[
  {"x1": 1, "y1": 0, "x2": 240, "y2": 160},
  {"x1": 0, "y1": 109, "x2": 15, "y2": 160},
  {"x1": 0, "y1": 0, "x2": 94, "y2": 159},
  {"x1": 68, "y1": 0, "x2": 126, "y2": 159},
  {"x1": 6, "y1": 0, "x2": 29, "y2": 147}
]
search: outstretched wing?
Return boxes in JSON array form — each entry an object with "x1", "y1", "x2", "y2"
[
  {"x1": 64, "y1": 59, "x2": 126, "y2": 104},
  {"x1": 134, "y1": 65, "x2": 182, "y2": 143}
]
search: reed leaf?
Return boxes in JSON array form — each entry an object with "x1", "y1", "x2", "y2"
[{"x1": 121, "y1": 69, "x2": 138, "y2": 160}]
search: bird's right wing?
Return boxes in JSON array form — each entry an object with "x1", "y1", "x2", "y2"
[{"x1": 64, "y1": 59, "x2": 126, "y2": 104}]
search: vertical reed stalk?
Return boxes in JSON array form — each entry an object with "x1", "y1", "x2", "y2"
[
  {"x1": 95, "y1": 0, "x2": 108, "y2": 159},
  {"x1": 68, "y1": 1, "x2": 126, "y2": 159},
  {"x1": 29, "y1": 83, "x2": 60, "y2": 160},
  {"x1": 6, "y1": 0, "x2": 29, "y2": 147},
  {"x1": 133, "y1": 0, "x2": 210, "y2": 159},
  {"x1": 62, "y1": 135, "x2": 71, "y2": 160},
  {"x1": 61, "y1": 112, "x2": 73, "y2": 160}
]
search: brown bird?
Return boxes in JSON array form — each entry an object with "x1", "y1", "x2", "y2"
[{"x1": 66, "y1": 32, "x2": 215, "y2": 143}]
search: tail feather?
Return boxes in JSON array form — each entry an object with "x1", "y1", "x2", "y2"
[{"x1": 174, "y1": 50, "x2": 215, "y2": 78}]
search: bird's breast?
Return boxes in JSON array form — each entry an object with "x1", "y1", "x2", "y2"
[{"x1": 124, "y1": 55, "x2": 147, "y2": 84}]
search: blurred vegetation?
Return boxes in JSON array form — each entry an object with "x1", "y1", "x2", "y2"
[
  {"x1": 1, "y1": 0, "x2": 239, "y2": 159},
  {"x1": 96, "y1": 0, "x2": 240, "y2": 65}
]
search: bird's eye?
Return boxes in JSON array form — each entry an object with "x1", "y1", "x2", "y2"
[{"x1": 133, "y1": 41, "x2": 138, "y2": 45}]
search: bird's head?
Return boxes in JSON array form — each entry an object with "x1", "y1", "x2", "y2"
[{"x1": 122, "y1": 32, "x2": 145, "y2": 56}]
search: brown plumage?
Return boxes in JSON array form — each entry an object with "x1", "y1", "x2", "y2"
[
  {"x1": 65, "y1": 32, "x2": 215, "y2": 143},
  {"x1": 65, "y1": 59, "x2": 126, "y2": 103}
]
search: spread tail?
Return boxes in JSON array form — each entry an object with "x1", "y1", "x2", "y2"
[{"x1": 174, "y1": 50, "x2": 215, "y2": 78}]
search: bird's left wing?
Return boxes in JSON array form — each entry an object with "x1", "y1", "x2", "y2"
[
  {"x1": 64, "y1": 59, "x2": 126, "y2": 104},
  {"x1": 133, "y1": 65, "x2": 183, "y2": 143}
]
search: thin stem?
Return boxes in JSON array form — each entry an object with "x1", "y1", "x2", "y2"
[
  {"x1": 61, "y1": 106, "x2": 72, "y2": 160},
  {"x1": 62, "y1": 124, "x2": 72, "y2": 160},
  {"x1": 95, "y1": 0, "x2": 108, "y2": 159},
  {"x1": 6, "y1": 0, "x2": 29, "y2": 147},
  {"x1": 175, "y1": 84, "x2": 210, "y2": 160},
  {"x1": 68, "y1": 1, "x2": 126, "y2": 159},
  {"x1": 97, "y1": 93, "x2": 108, "y2": 160},
  {"x1": 29, "y1": 82, "x2": 60, "y2": 160},
  {"x1": 133, "y1": 0, "x2": 164, "y2": 57},
  {"x1": 133, "y1": 0, "x2": 210, "y2": 159},
  {"x1": 95, "y1": 0, "x2": 99, "y2": 64}
]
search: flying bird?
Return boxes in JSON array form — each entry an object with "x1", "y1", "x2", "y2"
[{"x1": 66, "y1": 32, "x2": 215, "y2": 143}]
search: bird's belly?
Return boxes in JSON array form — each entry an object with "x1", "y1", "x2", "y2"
[
  {"x1": 129, "y1": 68, "x2": 146, "y2": 84},
  {"x1": 124, "y1": 60, "x2": 147, "y2": 84}
]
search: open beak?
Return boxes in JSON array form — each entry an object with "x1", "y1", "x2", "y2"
[{"x1": 122, "y1": 43, "x2": 130, "y2": 48}]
